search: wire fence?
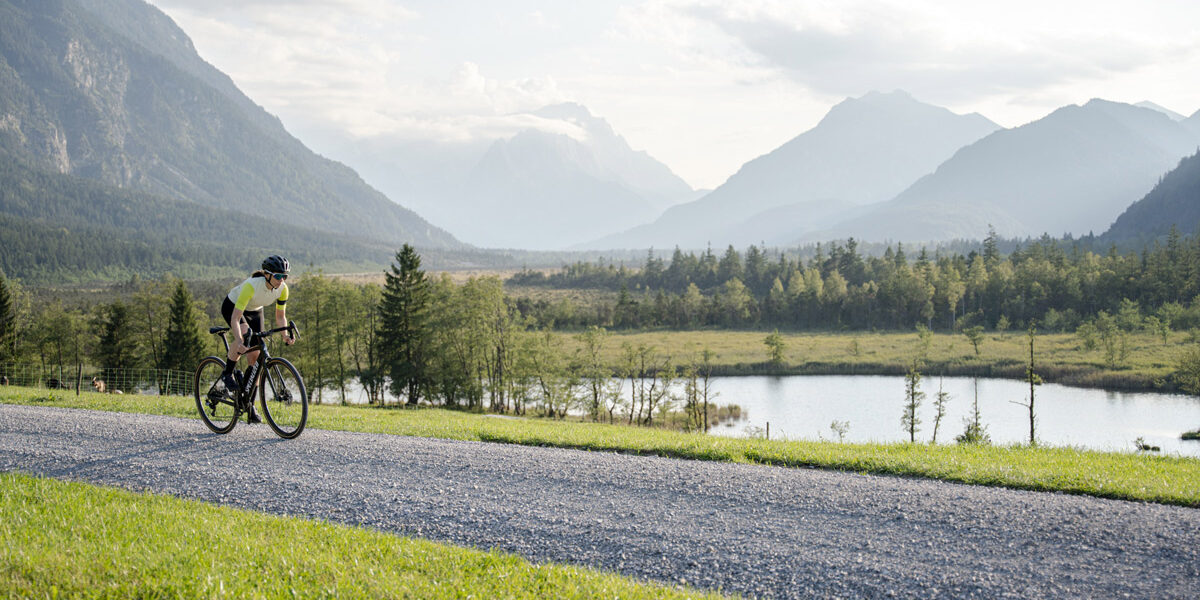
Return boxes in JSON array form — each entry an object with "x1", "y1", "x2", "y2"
[{"x1": 0, "y1": 363, "x2": 195, "y2": 397}]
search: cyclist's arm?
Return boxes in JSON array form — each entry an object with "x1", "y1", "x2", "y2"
[{"x1": 275, "y1": 285, "x2": 293, "y2": 344}]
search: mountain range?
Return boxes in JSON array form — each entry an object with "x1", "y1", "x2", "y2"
[
  {"x1": 584, "y1": 95, "x2": 1200, "y2": 250},
  {"x1": 805, "y1": 100, "x2": 1200, "y2": 243},
  {"x1": 0, "y1": 0, "x2": 459, "y2": 256},
  {"x1": 332, "y1": 103, "x2": 702, "y2": 250},
  {"x1": 582, "y1": 91, "x2": 1002, "y2": 249},
  {"x1": 2, "y1": 0, "x2": 1198, "y2": 282}
]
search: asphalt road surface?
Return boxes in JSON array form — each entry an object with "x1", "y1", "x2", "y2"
[{"x1": 2, "y1": 403, "x2": 1197, "y2": 598}]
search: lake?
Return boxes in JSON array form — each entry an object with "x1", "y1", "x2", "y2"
[
  {"x1": 314, "y1": 375, "x2": 1200, "y2": 457},
  {"x1": 703, "y1": 375, "x2": 1200, "y2": 457}
]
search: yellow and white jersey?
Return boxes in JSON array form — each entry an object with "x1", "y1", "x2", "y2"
[{"x1": 226, "y1": 276, "x2": 289, "y2": 312}]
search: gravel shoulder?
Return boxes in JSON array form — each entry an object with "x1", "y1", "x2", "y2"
[{"x1": 2, "y1": 403, "x2": 1198, "y2": 599}]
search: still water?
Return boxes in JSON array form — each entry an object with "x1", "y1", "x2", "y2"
[
  {"x1": 316, "y1": 375, "x2": 1200, "y2": 457},
  {"x1": 704, "y1": 375, "x2": 1200, "y2": 457}
]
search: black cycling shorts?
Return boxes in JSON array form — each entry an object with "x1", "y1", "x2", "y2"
[{"x1": 221, "y1": 297, "x2": 264, "y2": 334}]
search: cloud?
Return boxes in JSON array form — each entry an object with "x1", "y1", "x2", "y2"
[
  {"x1": 635, "y1": 0, "x2": 1197, "y2": 104},
  {"x1": 153, "y1": 0, "x2": 418, "y2": 22},
  {"x1": 150, "y1": 1, "x2": 570, "y2": 144}
]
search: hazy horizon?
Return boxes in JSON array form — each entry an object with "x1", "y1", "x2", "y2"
[{"x1": 148, "y1": 0, "x2": 1200, "y2": 191}]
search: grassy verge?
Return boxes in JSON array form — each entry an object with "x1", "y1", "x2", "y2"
[
  {"x1": 547, "y1": 330, "x2": 1190, "y2": 392},
  {"x1": 4, "y1": 386, "x2": 1198, "y2": 508},
  {"x1": 0, "y1": 472, "x2": 725, "y2": 599}
]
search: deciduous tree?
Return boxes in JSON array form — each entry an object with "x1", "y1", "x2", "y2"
[{"x1": 902, "y1": 361, "x2": 923, "y2": 442}]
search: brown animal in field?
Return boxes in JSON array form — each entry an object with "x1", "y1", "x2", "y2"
[{"x1": 91, "y1": 377, "x2": 106, "y2": 393}]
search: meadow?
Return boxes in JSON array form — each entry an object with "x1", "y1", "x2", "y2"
[{"x1": 547, "y1": 329, "x2": 1188, "y2": 391}]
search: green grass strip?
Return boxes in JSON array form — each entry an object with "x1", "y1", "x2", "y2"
[
  {"x1": 0, "y1": 472, "x2": 729, "y2": 599},
  {"x1": 3, "y1": 386, "x2": 1199, "y2": 508}
]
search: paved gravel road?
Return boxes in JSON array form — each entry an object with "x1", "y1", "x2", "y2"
[{"x1": 2, "y1": 404, "x2": 1198, "y2": 599}]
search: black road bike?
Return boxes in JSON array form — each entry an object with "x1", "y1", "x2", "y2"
[{"x1": 193, "y1": 321, "x2": 308, "y2": 439}]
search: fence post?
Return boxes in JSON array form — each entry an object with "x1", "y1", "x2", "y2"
[{"x1": 76, "y1": 363, "x2": 81, "y2": 396}]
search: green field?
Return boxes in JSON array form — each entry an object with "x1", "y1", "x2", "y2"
[
  {"x1": 3, "y1": 386, "x2": 1197, "y2": 508},
  {"x1": 0, "y1": 472, "x2": 726, "y2": 599},
  {"x1": 549, "y1": 329, "x2": 1189, "y2": 391}
]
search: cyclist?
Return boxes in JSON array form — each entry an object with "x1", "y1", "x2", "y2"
[{"x1": 218, "y1": 255, "x2": 295, "y2": 422}]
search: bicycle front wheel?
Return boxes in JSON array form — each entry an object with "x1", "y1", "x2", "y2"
[
  {"x1": 194, "y1": 356, "x2": 238, "y2": 434},
  {"x1": 260, "y1": 357, "x2": 308, "y2": 439}
]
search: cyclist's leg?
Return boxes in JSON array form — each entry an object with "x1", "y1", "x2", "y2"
[
  {"x1": 241, "y1": 308, "x2": 264, "y2": 369},
  {"x1": 219, "y1": 298, "x2": 245, "y2": 394},
  {"x1": 241, "y1": 309, "x2": 265, "y2": 423}
]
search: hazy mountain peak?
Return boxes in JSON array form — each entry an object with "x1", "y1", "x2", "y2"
[
  {"x1": 584, "y1": 91, "x2": 1001, "y2": 249},
  {"x1": 822, "y1": 89, "x2": 926, "y2": 119},
  {"x1": 1135, "y1": 101, "x2": 1187, "y2": 121},
  {"x1": 534, "y1": 102, "x2": 596, "y2": 122},
  {"x1": 853, "y1": 89, "x2": 917, "y2": 103},
  {"x1": 397, "y1": 101, "x2": 697, "y2": 249},
  {"x1": 808, "y1": 97, "x2": 1200, "y2": 244}
]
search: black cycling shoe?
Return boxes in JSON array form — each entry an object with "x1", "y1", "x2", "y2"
[
  {"x1": 246, "y1": 409, "x2": 262, "y2": 424},
  {"x1": 221, "y1": 373, "x2": 239, "y2": 397}
]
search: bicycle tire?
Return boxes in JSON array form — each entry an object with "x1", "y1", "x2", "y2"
[
  {"x1": 194, "y1": 356, "x2": 238, "y2": 434},
  {"x1": 259, "y1": 357, "x2": 308, "y2": 439}
]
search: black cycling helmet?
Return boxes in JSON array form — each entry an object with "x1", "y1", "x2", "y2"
[{"x1": 261, "y1": 255, "x2": 290, "y2": 274}]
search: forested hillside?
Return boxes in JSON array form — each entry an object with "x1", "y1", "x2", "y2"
[
  {"x1": 0, "y1": 156, "x2": 398, "y2": 282},
  {"x1": 1103, "y1": 151, "x2": 1200, "y2": 243},
  {"x1": 0, "y1": 0, "x2": 460, "y2": 249}
]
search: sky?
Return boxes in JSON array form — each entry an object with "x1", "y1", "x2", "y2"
[{"x1": 147, "y1": 0, "x2": 1200, "y2": 190}]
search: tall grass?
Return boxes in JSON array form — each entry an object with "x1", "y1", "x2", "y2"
[
  {"x1": 546, "y1": 330, "x2": 1189, "y2": 391},
  {"x1": 4, "y1": 386, "x2": 1198, "y2": 507}
]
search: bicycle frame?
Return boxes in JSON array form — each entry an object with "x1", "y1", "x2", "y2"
[{"x1": 212, "y1": 321, "x2": 298, "y2": 406}]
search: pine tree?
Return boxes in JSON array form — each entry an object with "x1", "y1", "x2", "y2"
[
  {"x1": 983, "y1": 225, "x2": 1000, "y2": 265},
  {"x1": 377, "y1": 244, "x2": 431, "y2": 405},
  {"x1": 94, "y1": 302, "x2": 138, "y2": 385},
  {"x1": 0, "y1": 275, "x2": 14, "y2": 363},
  {"x1": 159, "y1": 281, "x2": 206, "y2": 394}
]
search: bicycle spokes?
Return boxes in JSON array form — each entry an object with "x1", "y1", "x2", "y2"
[
  {"x1": 194, "y1": 356, "x2": 238, "y2": 434},
  {"x1": 259, "y1": 358, "x2": 307, "y2": 439}
]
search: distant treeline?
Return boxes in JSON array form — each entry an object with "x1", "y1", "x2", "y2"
[{"x1": 508, "y1": 228, "x2": 1200, "y2": 332}]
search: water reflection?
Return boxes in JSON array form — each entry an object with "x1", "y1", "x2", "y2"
[
  {"x1": 323, "y1": 375, "x2": 1200, "y2": 457},
  {"x1": 705, "y1": 375, "x2": 1200, "y2": 457}
]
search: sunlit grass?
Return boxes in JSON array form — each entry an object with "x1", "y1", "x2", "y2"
[
  {"x1": 548, "y1": 330, "x2": 1187, "y2": 390},
  {"x1": 0, "y1": 472, "x2": 727, "y2": 599},
  {"x1": 4, "y1": 385, "x2": 1197, "y2": 507}
]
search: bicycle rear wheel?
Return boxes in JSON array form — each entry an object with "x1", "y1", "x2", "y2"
[
  {"x1": 194, "y1": 356, "x2": 238, "y2": 434},
  {"x1": 260, "y1": 357, "x2": 308, "y2": 439}
]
